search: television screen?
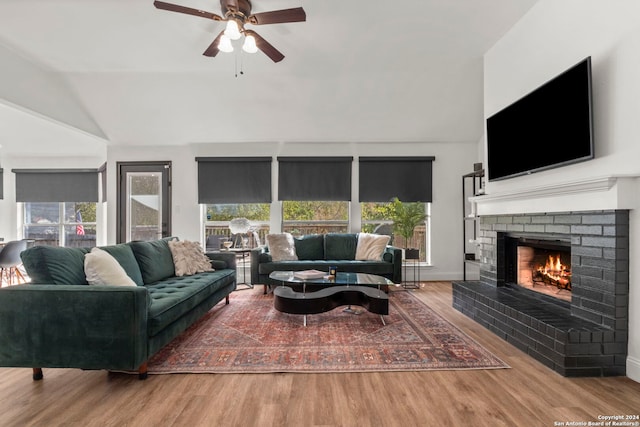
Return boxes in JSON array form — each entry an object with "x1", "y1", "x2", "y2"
[{"x1": 486, "y1": 57, "x2": 594, "y2": 181}]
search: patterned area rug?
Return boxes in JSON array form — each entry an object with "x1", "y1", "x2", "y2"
[{"x1": 147, "y1": 288, "x2": 509, "y2": 374}]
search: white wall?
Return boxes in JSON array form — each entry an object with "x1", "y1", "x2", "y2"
[
  {"x1": 107, "y1": 141, "x2": 477, "y2": 281},
  {"x1": 482, "y1": 0, "x2": 640, "y2": 382}
]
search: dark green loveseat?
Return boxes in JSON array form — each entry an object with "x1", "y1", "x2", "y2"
[
  {"x1": 251, "y1": 233, "x2": 402, "y2": 293},
  {"x1": 0, "y1": 238, "x2": 236, "y2": 380}
]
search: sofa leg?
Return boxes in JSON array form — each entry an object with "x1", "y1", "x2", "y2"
[
  {"x1": 138, "y1": 362, "x2": 148, "y2": 380},
  {"x1": 264, "y1": 284, "x2": 268, "y2": 295},
  {"x1": 225, "y1": 295, "x2": 230, "y2": 305},
  {"x1": 32, "y1": 368, "x2": 43, "y2": 381}
]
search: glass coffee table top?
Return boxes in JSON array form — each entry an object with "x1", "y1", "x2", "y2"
[{"x1": 269, "y1": 271, "x2": 393, "y2": 288}]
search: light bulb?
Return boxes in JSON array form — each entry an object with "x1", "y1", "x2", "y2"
[
  {"x1": 218, "y1": 35, "x2": 234, "y2": 53},
  {"x1": 224, "y1": 20, "x2": 242, "y2": 40},
  {"x1": 242, "y1": 34, "x2": 258, "y2": 54}
]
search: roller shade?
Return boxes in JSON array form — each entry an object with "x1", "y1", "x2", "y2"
[
  {"x1": 13, "y1": 169, "x2": 100, "y2": 202},
  {"x1": 196, "y1": 157, "x2": 272, "y2": 203},
  {"x1": 278, "y1": 157, "x2": 353, "y2": 201},
  {"x1": 359, "y1": 157, "x2": 435, "y2": 202}
]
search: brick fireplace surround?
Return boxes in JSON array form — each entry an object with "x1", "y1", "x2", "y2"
[{"x1": 453, "y1": 210, "x2": 629, "y2": 377}]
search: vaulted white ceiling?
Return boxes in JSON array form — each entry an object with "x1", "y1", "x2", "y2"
[{"x1": 0, "y1": 0, "x2": 538, "y2": 156}]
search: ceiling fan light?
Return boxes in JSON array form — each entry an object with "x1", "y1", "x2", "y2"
[
  {"x1": 242, "y1": 35, "x2": 258, "y2": 54},
  {"x1": 224, "y1": 19, "x2": 242, "y2": 40},
  {"x1": 218, "y1": 35, "x2": 234, "y2": 53}
]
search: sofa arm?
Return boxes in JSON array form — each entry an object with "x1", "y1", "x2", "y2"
[
  {"x1": 205, "y1": 251, "x2": 237, "y2": 270},
  {"x1": 250, "y1": 246, "x2": 270, "y2": 284},
  {"x1": 385, "y1": 245, "x2": 403, "y2": 284},
  {"x1": 0, "y1": 284, "x2": 149, "y2": 372}
]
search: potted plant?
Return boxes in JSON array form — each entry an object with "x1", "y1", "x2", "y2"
[{"x1": 389, "y1": 197, "x2": 426, "y2": 260}]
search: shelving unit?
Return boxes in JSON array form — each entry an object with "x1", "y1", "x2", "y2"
[{"x1": 462, "y1": 168, "x2": 484, "y2": 280}]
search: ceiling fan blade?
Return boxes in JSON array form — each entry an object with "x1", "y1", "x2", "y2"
[
  {"x1": 248, "y1": 7, "x2": 306, "y2": 25},
  {"x1": 203, "y1": 30, "x2": 225, "y2": 57},
  {"x1": 245, "y1": 30, "x2": 285, "y2": 63},
  {"x1": 153, "y1": 1, "x2": 223, "y2": 21}
]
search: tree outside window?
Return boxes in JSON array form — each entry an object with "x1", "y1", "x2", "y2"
[
  {"x1": 361, "y1": 201, "x2": 430, "y2": 262},
  {"x1": 282, "y1": 201, "x2": 349, "y2": 235}
]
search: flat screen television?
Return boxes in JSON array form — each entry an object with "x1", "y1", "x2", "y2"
[{"x1": 486, "y1": 57, "x2": 594, "y2": 181}]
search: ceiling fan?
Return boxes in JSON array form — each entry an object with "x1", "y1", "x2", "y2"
[{"x1": 153, "y1": 0, "x2": 306, "y2": 63}]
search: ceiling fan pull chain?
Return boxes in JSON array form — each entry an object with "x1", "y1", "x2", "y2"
[{"x1": 235, "y1": 50, "x2": 245, "y2": 78}]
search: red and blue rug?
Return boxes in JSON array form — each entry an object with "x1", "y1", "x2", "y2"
[{"x1": 147, "y1": 288, "x2": 509, "y2": 374}]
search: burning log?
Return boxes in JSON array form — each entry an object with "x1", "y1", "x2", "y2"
[{"x1": 532, "y1": 254, "x2": 572, "y2": 291}]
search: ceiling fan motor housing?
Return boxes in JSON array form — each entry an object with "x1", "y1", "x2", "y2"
[{"x1": 221, "y1": 0, "x2": 252, "y2": 20}]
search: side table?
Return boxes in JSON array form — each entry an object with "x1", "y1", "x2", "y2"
[
  {"x1": 221, "y1": 248, "x2": 253, "y2": 290},
  {"x1": 402, "y1": 259, "x2": 420, "y2": 289}
]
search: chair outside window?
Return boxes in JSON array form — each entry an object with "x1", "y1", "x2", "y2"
[{"x1": 0, "y1": 239, "x2": 28, "y2": 286}]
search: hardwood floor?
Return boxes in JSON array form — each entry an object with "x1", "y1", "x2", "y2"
[{"x1": 1, "y1": 282, "x2": 639, "y2": 427}]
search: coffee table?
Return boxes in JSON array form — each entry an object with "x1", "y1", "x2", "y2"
[{"x1": 269, "y1": 271, "x2": 392, "y2": 326}]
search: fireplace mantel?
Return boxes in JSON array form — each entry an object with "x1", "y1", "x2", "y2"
[{"x1": 470, "y1": 175, "x2": 639, "y2": 216}]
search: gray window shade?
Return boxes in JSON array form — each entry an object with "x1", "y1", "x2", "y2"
[
  {"x1": 278, "y1": 157, "x2": 353, "y2": 201},
  {"x1": 13, "y1": 169, "x2": 100, "y2": 202},
  {"x1": 359, "y1": 157, "x2": 435, "y2": 202},
  {"x1": 196, "y1": 157, "x2": 272, "y2": 203}
]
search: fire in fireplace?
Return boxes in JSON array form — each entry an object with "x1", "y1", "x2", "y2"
[{"x1": 507, "y1": 236, "x2": 572, "y2": 302}]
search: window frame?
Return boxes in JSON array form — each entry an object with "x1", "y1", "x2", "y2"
[
  {"x1": 19, "y1": 202, "x2": 97, "y2": 247},
  {"x1": 202, "y1": 203, "x2": 271, "y2": 248},
  {"x1": 281, "y1": 200, "x2": 350, "y2": 236},
  {"x1": 360, "y1": 201, "x2": 432, "y2": 264}
]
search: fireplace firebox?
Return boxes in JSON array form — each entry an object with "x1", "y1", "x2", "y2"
[{"x1": 504, "y1": 236, "x2": 572, "y2": 303}]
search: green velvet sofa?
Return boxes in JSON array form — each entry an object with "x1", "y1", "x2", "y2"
[
  {"x1": 0, "y1": 238, "x2": 236, "y2": 380},
  {"x1": 251, "y1": 233, "x2": 402, "y2": 293}
]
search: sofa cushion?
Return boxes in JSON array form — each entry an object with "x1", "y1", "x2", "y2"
[
  {"x1": 324, "y1": 233, "x2": 358, "y2": 260},
  {"x1": 294, "y1": 234, "x2": 324, "y2": 260},
  {"x1": 355, "y1": 233, "x2": 390, "y2": 261},
  {"x1": 21, "y1": 246, "x2": 90, "y2": 286},
  {"x1": 129, "y1": 239, "x2": 176, "y2": 284},
  {"x1": 168, "y1": 240, "x2": 214, "y2": 276},
  {"x1": 146, "y1": 269, "x2": 235, "y2": 336},
  {"x1": 266, "y1": 233, "x2": 298, "y2": 261},
  {"x1": 84, "y1": 248, "x2": 138, "y2": 287},
  {"x1": 99, "y1": 243, "x2": 144, "y2": 286}
]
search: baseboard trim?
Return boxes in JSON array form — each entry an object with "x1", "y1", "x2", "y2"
[{"x1": 626, "y1": 356, "x2": 640, "y2": 383}]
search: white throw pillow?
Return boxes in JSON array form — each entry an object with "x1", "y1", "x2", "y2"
[
  {"x1": 266, "y1": 233, "x2": 298, "y2": 262},
  {"x1": 168, "y1": 240, "x2": 214, "y2": 277},
  {"x1": 84, "y1": 247, "x2": 137, "y2": 286},
  {"x1": 355, "y1": 233, "x2": 391, "y2": 261}
]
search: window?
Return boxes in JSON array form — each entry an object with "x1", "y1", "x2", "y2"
[
  {"x1": 22, "y1": 202, "x2": 97, "y2": 247},
  {"x1": 361, "y1": 201, "x2": 431, "y2": 263},
  {"x1": 282, "y1": 201, "x2": 349, "y2": 235},
  {"x1": 204, "y1": 203, "x2": 270, "y2": 247}
]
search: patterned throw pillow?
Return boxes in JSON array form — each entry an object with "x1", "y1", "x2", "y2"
[
  {"x1": 355, "y1": 233, "x2": 390, "y2": 261},
  {"x1": 168, "y1": 240, "x2": 214, "y2": 277},
  {"x1": 266, "y1": 233, "x2": 298, "y2": 262}
]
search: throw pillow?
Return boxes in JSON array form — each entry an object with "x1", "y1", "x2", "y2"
[
  {"x1": 168, "y1": 240, "x2": 214, "y2": 277},
  {"x1": 355, "y1": 233, "x2": 391, "y2": 261},
  {"x1": 266, "y1": 233, "x2": 298, "y2": 262},
  {"x1": 84, "y1": 247, "x2": 138, "y2": 286}
]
